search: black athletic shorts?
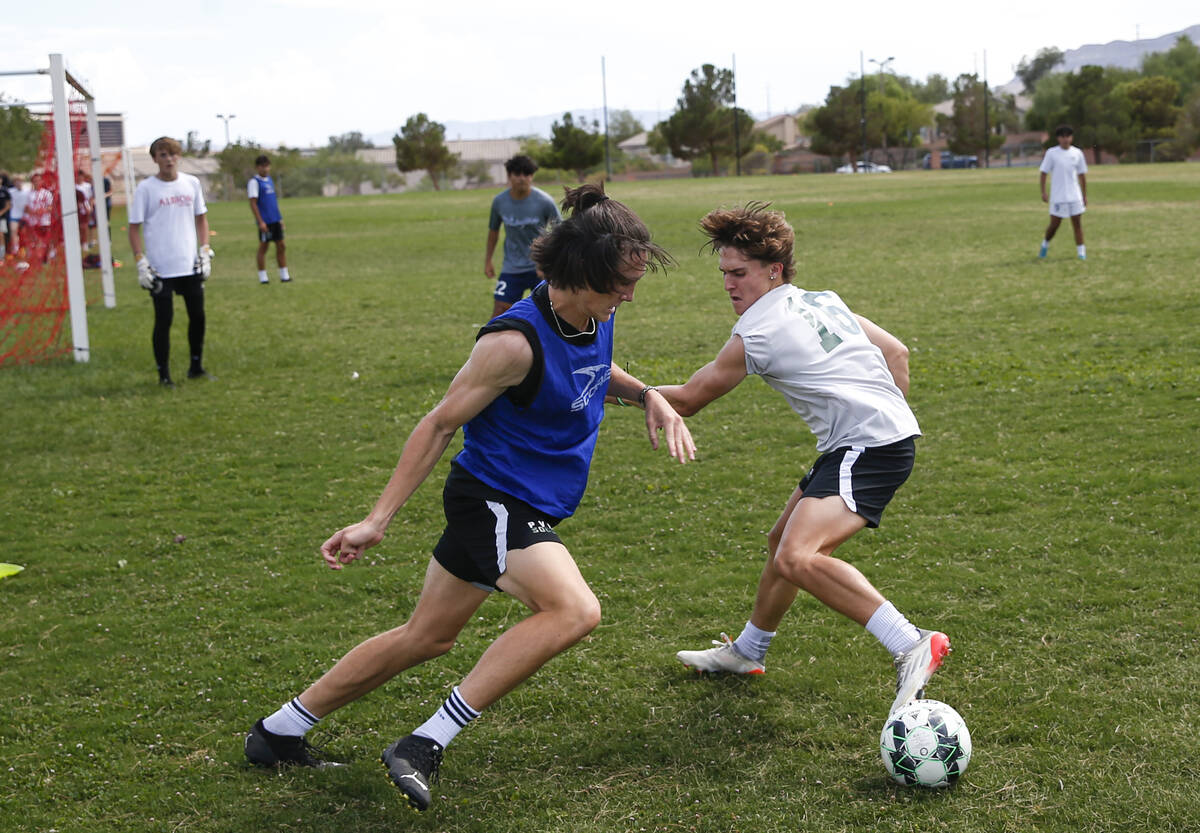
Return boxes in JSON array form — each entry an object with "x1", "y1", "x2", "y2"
[
  {"x1": 258, "y1": 222, "x2": 284, "y2": 243},
  {"x1": 433, "y1": 462, "x2": 564, "y2": 592},
  {"x1": 798, "y1": 436, "x2": 916, "y2": 528}
]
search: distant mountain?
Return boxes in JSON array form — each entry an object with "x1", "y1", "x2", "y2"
[
  {"x1": 369, "y1": 109, "x2": 672, "y2": 145},
  {"x1": 999, "y1": 23, "x2": 1200, "y2": 93}
]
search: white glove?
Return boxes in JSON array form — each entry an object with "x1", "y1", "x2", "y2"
[
  {"x1": 136, "y1": 256, "x2": 157, "y2": 290},
  {"x1": 198, "y1": 244, "x2": 214, "y2": 280}
]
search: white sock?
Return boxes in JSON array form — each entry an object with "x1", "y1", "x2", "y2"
[
  {"x1": 732, "y1": 621, "x2": 776, "y2": 662},
  {"x1": 279, "y1": 267, "x2": 290, "y2": 280},
  {"x1": 1041, "y1": 239, "x2": 1049, "y2": 248},
  {"x1": 258, "y1": 270, "x2": 269, "y2": 282},
  {"x1": 413, "y1": 686, "x2": 480, "y2": 749},
  {"x1": 262, "y1": 697, "x2": 319, "y2": 737},
  {"x1": 1077, "y1": 244, "x2": 1086, "y2": 256},
  {"x1": 865, "y1": 601, "x2": 921, "y2": 658}
]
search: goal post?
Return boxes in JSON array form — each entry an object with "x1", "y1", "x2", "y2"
[{"x1": 49, "y1": 53, "x2": 90, "y2": 362}]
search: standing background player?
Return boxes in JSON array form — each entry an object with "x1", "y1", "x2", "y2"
[
  {"x1": 248, "y1": 154, "x2": 289, "y2": 284},
  {"x1": 128, "y1": 136, "x2": 214, "y2": 386},
  {"x1": 1038, "y1": 125, "x2": 1088, "y2": 261},
  {"x1": 659, "y1": 203, "x2": 949, "y2": 718},
  {"x1": 484, "y1": 154, "x2": 559, "y2": 318}
]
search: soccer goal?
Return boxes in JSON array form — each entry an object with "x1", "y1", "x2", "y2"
[{"x1": 0, "y1": 53, "x2": 116, "y2": 365}]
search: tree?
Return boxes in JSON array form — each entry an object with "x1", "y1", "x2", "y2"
[
  {"x1": 905, "y1": 73, "x2": 951, "y2": 105},
  {"x1": 1140, "y1": 35, "x2": 1200, "y2": 104},
  {"x1": 215, "y1": 141, "x2": 266, "y2": 198},
  {"x1": 1025, "y1": 72, "x2": 1068, "y2": 131},
  {"x1": 183, "y1": 130, "x2": 211, "y2": 157},
  {"x1": 0, "y1": 97, "x2": 45, "y2": 172},
  {"x1": 328, "y1": 131, "x2": 375, "y2": 153},
  {"x1": 1171, "y1": 87, "x2": 1200, "y2": 156},
  {"x1": 607, "y1": 109, "x2": 644, "y2": 144},
  {"x1": 285, "y1": 148, "x2": 382, "y2": 197},
  {"x1": 939, "y1": 73, "x2": 1018, "y2": 156},
  {"x1": 1016, "y1": 47, "x2": 1064, "y2": 92},
  {"x1": 650, "y1": 64, "x2": 751, "y2": 175},
  {"x1": 1059, "y1": 65, "x2": 1139, "y2": 161},
  {"x1": 806, "y1": 84, "x2": 868, "y2": 163},
  {"x1": 393, "y1": 114, "x2": 459, "y2": 191},
  {"x1": 533, "y1": 113, "x2": 605, "y2": 182}
]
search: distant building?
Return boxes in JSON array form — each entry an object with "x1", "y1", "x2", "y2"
[{"x1": 356, "y1": 138, "x2": 525, "y2": 194}]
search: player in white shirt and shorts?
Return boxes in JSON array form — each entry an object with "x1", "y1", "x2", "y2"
[
  {"x1": 657, "y1": 203, "x2": 949, "y2": 716},
  {"x1": 1038, "y1": 124, "x2": 1089, "y2": 261}
]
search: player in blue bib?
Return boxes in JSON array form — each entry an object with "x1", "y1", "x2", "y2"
[
  {"x1": 245, "y1": 183, "x2": 694, "y2": 812},
  {"x1": 248, "y1": 154, "x2": 290, "y2": 283}
]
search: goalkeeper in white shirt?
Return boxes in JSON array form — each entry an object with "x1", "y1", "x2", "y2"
[
  {"x1": 656, "y1": 203, "x2": 949, "y2": 717},
  {"x1": 1038, "y1": 124, "x2": 1088, "y2": 261},
  {"x1": 128, "y1": 136, "x2": 214, "y2": 386}
]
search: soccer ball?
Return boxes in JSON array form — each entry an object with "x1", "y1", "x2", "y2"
[{"x1": 880, "y1": 699, "x2": 972, "y2": 788}]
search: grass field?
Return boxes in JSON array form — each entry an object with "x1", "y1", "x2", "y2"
[{"x1": 2, "y1": 164, "x2": 1198, "y2": 833}]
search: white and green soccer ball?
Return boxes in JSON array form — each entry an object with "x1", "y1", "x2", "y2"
[{"x1": 880, "y1": 699, "x2": 972, "y2": 788}]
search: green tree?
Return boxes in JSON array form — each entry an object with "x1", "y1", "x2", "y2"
[
  {"x1": 215, "y1": 140, "x2": 266, "y2": 198},
  {"x1": 285, "y1": 148, "x2": 383, "y2": 197},
  {"x1": 0, "y1": 97, "x2": 45, "y2": 173},
  {"x1": 940, "y1": 73, "x2": 1018, "y2": 156},
  {"x1": 806, "y1": 83, "x2": 869, "y2": 163},
  {"x1": 607, "y1": 109, "x2": 644, "y2": 144},
  {"x1": 328, "y1": 131, "x2": 374, "y2": 153},
  {"x1": 1016, "y1": 47, "x2": 1064, "y2": 91},
  {"x1": 393, "y1": 114, "x2": 459, "y2": 191},
  {"x1": 1059, "y1": 65, "x2": 1139, "y2": 161},
  {"x1": 1171, "y1": 87, "x2": 1200, "y2": 156},
  {"x1": 650, "y1": 64, "x2": 751, "y2": 175},
  {"x1": 533, "y1": 113, "x2": 605, "y2": 182},
  {"x1": 1025, "y1": 72, "x2": 1068, "y2": 131},
  {"x1": 1140, "y1": 35, "x2": 1200, "y2": 104},
  {"x1": 907, "y1": 73, "x2": 951, "y2": 104},
  {"x1": 183, "y1": 130, "x2": 211, "y2": 157}
]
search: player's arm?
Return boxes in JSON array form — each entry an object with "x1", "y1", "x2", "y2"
[
  {"x1": 247, "y1": 180, "x2": 266, "y2": 230},
  {"x1": 484, "y1": 228, "x2": 500, "y2": 279},
  {"x1": 128, "y1": 223, "x2": 144, "y2": 259},
  {"x1": 1078, "y1": 172, "x2": 1086, "y2": 206},
  {"x1": 856, "y1": 314, "x2": 910, "y2": 396},
  {"x1": 195, "y1": 212, "x2": 209, "y2": 247},
  {"x1": 607, "y1": 364, "x2": 696, "y2": 464},
  {"x1": 320, "y1": 330, "x2": 532, "y2": 569},
  {"x1": 1040, "y1": 171, "x2": 1048, "y2": 202},
  {"x1": 656, "y1": 335, "x2": 749, "y2": 418}
]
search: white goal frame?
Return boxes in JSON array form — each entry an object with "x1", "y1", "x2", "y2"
[{"x1": 0, "y1": 53, "x2": 117, "y2": 362}]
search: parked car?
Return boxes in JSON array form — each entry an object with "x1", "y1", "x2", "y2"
[
  {"x1": 922, "y1": 152, "x2": 979, "y2": 169},
  {"x1": 835, "y1": 161, "x2": 893, "y2": 174}
]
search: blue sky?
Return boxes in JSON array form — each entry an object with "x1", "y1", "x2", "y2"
[{"x1": 2, "y1": 0, "x2": 1197, "y2": 149}]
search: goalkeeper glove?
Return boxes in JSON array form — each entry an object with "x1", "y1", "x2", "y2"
[
  {"x1": 136, "y1": 255, "x2": 158, "y2": 291},
  {"x1": 198, "y1": 244, "x2": 214, "y2": 280}
]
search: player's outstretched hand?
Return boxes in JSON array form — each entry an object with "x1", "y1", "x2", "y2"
[
  {"x1": 320, "y1": 519, "x2": 386, "y2": 570},
  {"x1": 643, "y1": 390, "x2": 696, "y2": 464}
]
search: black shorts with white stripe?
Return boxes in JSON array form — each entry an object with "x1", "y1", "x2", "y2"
[
  {"x1": 798, "y1": 436, "x2": 916, "y2": 528},
  {"x1": 432, "y1": 462, "x2": 563, "y2": 592}
]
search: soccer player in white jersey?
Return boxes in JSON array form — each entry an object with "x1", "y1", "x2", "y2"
[
  {"x1": 657, "y1": 203, "x2": 948, "y2": 717},
  {"x1": 128, "y1": 137, "x2": 214, "y2": 386},
  {"x1": 1038, "y1": 124, "x2": 1088, "y2": 261}
]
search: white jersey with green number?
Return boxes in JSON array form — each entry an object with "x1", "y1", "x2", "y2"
[{"x1": 732, "y1": 284, "x2": 920, "y2": 452}]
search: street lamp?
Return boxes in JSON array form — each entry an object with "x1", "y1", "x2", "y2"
[
  {"x1": 868, "y1": 57, "x2": 895, "y2": 164},
  {"x1": 216, "y1": 113, "x2": 236, "y2": 146}
]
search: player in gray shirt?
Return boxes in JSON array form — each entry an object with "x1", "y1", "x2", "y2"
[{"x1": 484, "y1": 155, "x2": 560, "y2": 318}]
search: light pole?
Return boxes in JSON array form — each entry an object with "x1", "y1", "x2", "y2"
[
  {"x1": 868, "y1": 57, "x2": 895, "y2": 164},
  {"x1": 216, "y1": 113, "x2": 236, "y2": 146}
]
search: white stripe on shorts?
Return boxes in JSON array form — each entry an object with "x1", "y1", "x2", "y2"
[
  {"x1": 838, "y1": 446, "x2": 864, "y2": 513},
  {"x1": 486, "y1": 500, "x2": 509, "y2": 576}
]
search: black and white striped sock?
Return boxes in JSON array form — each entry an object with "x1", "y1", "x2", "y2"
[
  {"x1": 262, "y1": 697, "x2": 320, "y2": 737},
  {"x1": 413, "y1": 686, "x2": 480, "y2": 749}
]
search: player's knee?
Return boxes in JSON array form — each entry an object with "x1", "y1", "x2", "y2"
[
  {"x1": 558, "y1": 592, "x2": 602, "y2": 641},
  {"x1": 773, "y1": 548, "x2": 817, "y2": 588},
  {"x1": 384, "y1": 621, "x2": 456, "y2": 662}
]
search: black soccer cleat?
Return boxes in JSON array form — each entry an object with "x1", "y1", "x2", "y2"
[
  {"x1": 244, "y1": 718, "x2": 340, "y2": 768},
  {"x1": 381, "y1": 734, "x2": 443, "y2": 811}
]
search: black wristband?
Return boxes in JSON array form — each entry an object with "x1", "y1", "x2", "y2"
[{"x1": 638, "y1": 385, "x2": 658, "y2": 407}]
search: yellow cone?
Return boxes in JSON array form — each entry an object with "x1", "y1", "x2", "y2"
[{"x1": 0, "y1": 563, "x2": 25, "y2": 580}]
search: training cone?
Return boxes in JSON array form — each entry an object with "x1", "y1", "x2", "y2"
[{"x1": 0, "y1": 564, "x2": 25, "y2": 580}]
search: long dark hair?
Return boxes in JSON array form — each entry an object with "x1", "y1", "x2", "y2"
[{"x1": 530, "y1": 183, "x2": 673, "y2": 293}]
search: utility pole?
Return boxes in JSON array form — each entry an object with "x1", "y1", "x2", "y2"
[{"x1": 859, "y1": 52, "x2": 867, "y2": 169}]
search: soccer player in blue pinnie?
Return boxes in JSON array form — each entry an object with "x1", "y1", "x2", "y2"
[
  {"x1": 248, "y1": 154, "x2": 290, "y2": 284},
  {"x1": 483, "y1": 154, "x2": 560, "y2": 318}
]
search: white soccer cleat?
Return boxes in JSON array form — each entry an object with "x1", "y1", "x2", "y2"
[
  {"x1": 891, "y1": 629, "x2": 951, "y2": 716},
  {"x1": 676, "y1": 632, "x2": 765, "y2": 674}
]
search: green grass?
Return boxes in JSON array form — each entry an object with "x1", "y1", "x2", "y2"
[{"x1": 2, "y1": 164, "x2": 1199, "y2": 832}]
